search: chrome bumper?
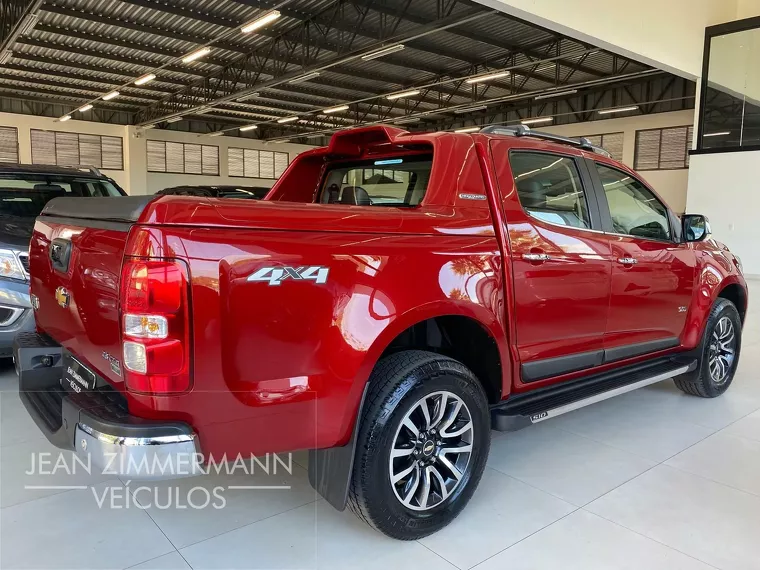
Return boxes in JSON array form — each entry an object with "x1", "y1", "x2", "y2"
[{"x1": 75, "y1": 423, "x2": 204, "y2": 480}]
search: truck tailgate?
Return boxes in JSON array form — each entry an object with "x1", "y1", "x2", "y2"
[{"x1": 29, "y1": 196, "x2": 154, "y2": 387}]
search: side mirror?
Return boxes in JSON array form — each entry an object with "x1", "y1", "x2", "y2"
[{"x1": 682, "y1": 214, "x2": 711, "y2": 242}]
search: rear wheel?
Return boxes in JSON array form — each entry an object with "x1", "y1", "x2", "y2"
[
  {"x1": 348, "y1": 350, "x2": 490, "y2": 539},
  {"x1": 674, "y1": 298, "x2": 742, "y2": 398}
]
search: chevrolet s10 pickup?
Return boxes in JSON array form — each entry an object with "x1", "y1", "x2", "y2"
[{"x1": 15, "y1": 124, "x2": 747, "y2": 539}]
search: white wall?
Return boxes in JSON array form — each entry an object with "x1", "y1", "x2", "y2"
[
  {"x1": 541, "y1": 110, "x2": 695, "y2": 213},
  {"x1": 0, "y1": 113, "x2": 315, "y2": 195},
  {"x1": 687, "y1": 151, "x2": 760, "y2": 275},
  {"x1": 475, "y1": 0, "x2": 757, "y2": 79}
]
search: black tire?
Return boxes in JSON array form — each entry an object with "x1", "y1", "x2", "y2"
[
  {"x1": 674, "y1": 298, "x2": 742, "y2": 398},
  {"x1": 347, "y1": 350, "x2": 490, "y2": 539}
]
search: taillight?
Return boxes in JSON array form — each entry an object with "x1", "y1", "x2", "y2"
[{"x1": 120, "y1": 258, "x2": 191, "y2": 394}]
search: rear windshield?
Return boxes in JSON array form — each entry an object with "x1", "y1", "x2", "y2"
[
  {"x1": 318, "y1": 155, "x2": 432, "y2": 207},
  {"x1": 0, "y1": 175, "x2": 122, "y2": 219}
]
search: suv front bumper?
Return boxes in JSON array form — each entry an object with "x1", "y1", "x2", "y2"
[
  {"x1": 14, "y1": 332, "x2": 202, "y2": 480},
  {"x1": 0, "y1": 279, "x2": 35, "y2": 358}
]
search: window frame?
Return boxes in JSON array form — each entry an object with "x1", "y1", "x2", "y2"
[
  {"x1": 634, "y1": 126, "x2": 694, "y2": 170},
  {"x1": 146, "y1": 140, "x2": 220, "y2": 175},
  {"x1": 507, "y1": 149, "x2": 604, "y2": 233},
  {"x1": 590, "y1": 160, "x2": 676, "y2": 243},
  {"x1": 579, "y1": 132, "x2": 625, "y2": 162},
  {"x1": 0, "y1": 126, "x2": 19, "y2": 164},
  {"x1": 695, "y1": 15, "x2": 760, "y2": 154},
  {"x1": 30, "y1": 129, "x2": 124, "y2": 170},
  {"x1": 227, "y1": 147, "x2": 290, "y2": 179}
]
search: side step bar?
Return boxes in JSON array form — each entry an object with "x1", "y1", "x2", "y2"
[{"x1": 491, "y1": 357, "x2": 697, "y2": 432}]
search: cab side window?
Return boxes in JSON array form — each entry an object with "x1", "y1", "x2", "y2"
[
  {"x1": 595, "y1": 163, "x2": 671, "y2": 241},
  {"x1": 509, "y1": 152, "x2": 591, "y2": 229}
]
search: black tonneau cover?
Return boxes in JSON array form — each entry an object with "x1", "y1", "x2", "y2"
[{"x1": 41, "y1": 196, "x2": 156, "y2": 223}]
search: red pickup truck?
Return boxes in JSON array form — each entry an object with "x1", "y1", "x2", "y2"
[{"x1": 16, "y1": 125, "x2": 747, "y2": 539}]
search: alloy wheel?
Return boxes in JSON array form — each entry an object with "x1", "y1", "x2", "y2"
[
  {"x1": 708, "y1": 316, "x2": 736, "y2": 384},
  {"x1": 388, "y1": 391, "x2": 474, "y2": 511}
]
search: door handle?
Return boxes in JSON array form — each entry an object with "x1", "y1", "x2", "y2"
[
  {"x1": 617, "y1": 257, "x2": 637, "y2": 265},
  {"x1": 522, "y1": 253, "x2": 552, "y2": 262}
]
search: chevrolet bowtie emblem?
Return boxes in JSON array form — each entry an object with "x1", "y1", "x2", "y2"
[{"x1": 55, "y1": 286, "x2": 70, "y2": 309}]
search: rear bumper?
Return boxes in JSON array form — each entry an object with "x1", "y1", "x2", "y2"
[{"x1": 14, "y1": 332, "x2": 202, "y2": 480}]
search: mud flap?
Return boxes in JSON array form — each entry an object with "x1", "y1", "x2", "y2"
[{"x1": 308, "y1": 384, "x2": 368, "y2": 511}]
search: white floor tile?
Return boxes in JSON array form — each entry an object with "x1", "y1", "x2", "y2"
[
  {"x1": 474, "y1": 509, "x2": 714, "y2": 570},
  {"x1": 723, "y1": 409, "x2": 760, "y2": 442},
  {"x1": 1, "y1": 437, "x2": 114, "y2": 508},
  {"x1": 666, "y1": 431, "x2": 760, "y2": 496},
  {"x1": 419, "y1": 468, "x2": 575, "y2": 569},
  {"x1": 0, "y1": 391, "x2": 45, "y2": 448},
  {"x1": 546, "y1": 391, "x2": 715, "y2": 462},
  {"x1": 587, "y1": 464, "x2": 760, "y2": 570},
  {"x1": 180, "y1": 501, "x2": 457, "y2": 570},
  {"x1": 487, "y1": 422, "x2": 654, "y2": 506},
  {"x1": 128, "y1": 552, "x2": 191, "y2": 570},
  {"x1": 620, "y1": 380, "x2": 760, "y2": 430},
  {"x1": 0, "y1": 481, "x2": 174, "y2": 569},
  {"x1": 131, "y1": 462, "x2": 317, "y2": 548}
]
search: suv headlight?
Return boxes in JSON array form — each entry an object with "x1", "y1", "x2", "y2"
[
  {"x1": 734, "y1": 255, "x2": 744, "y2": 274},
  {"x1": 0, "y1": 249, "x2": 26, "y2": 281}
]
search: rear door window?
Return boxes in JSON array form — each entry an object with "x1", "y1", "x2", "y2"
[
  {"x1": 509, "y1": 152, "x2": 591, "y2": 229},
  {"x1": 319, "y1": 155, "x2": 432, "y2": 207}
]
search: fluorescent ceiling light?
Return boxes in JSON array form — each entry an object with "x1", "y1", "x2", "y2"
[
  {"x1": 134, "y1": 73, "x2": 156, "y2": 86},
  {"x1": 598, "y1": 105, "x2": 639, "y2": 115},
  {"x1": 0, "y1": 51, "x2": 12, "y2": 65},
  {"x1": 236, "y1": 92, "x2": 260, "y2": 102},
  {"x1": 144, "y1": 124, "x2": 156, "y2": 129},
  {"x1": 288, "y1": 72, "x2": 320, "y2": 84},
  {"x1": 455, "y1": 105, "x2": 487, "y2": 114},
  {"x1": 521, "y1": 117, "x2": 554, "y2": 125},
  {"x1": 455, "y1": 126, "x2": 480, "y2": 133},
  {"x1": 704, "y1": 131, "x2": 730, "y2": 137},
  {"x1": 208, "y1": 131, "x2": 225, "y2": 137},
  {"x1": 182, "y1": 47, "x2": 211, "y2": 64},
  {"x1": 241, "y1": 10, "x2": 281, "y2": 33},
  {"x1": 361, "y1": 44, "x2": 405, "y2": 61},
  {"x1": 240, "y1": 124, "x2": 258, "y2": 132},
  {"x1": 102, "y1": 91, "x2": 119, "y2": 101},
  {"x1": 387, "y1": 89, "x2": 420, "y2": 100},
  {"x1": 394, "y1": 117, "x2": 419, "y2": 124},
  {"x1": 535, "y1": 89, "x2": 578, "y2": 100},
  {"x1": 59, "y1": 115, "x2": 71, "y2": 122},
  {"x1": 166, "y1": 116, "x2": 182, "y2": 123},
  {"x1": 277, "y1": 116, "x2": 299, "y2": 123},
  {"x1": 323, "y1": 104, "x2": 349, "y2": 114},
  {"x1": 77, "y1": 104, "x2": 93, "y2": 112},
  {"x1": 466, "y1": 71, "x2": 509, "y2": 84},
  {"x1": 19, "y1": 14, "x2": 38, "y2": 36}
]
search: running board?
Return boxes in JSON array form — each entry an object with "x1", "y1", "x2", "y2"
[{"x1": 491, "y1": 358, "x2": 697, "y2": 432}]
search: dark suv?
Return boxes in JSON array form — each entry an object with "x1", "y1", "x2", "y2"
[{"x1": 0, "y1": 164, "x2": 125, "y2": 356}]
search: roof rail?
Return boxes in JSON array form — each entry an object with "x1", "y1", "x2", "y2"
[
  {"x1": 63, "y1": 164, "x2": 104, "y2": 177},
  {"x1": 479, "y1": 125, "x2": 611, "y2": 158}
]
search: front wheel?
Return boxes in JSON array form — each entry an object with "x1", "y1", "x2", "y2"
[
  {"x1": 347, "y1": 350, "x2": 490, "y2": 539},
  {"x1": 674, "y1": 298, "x2": 742, "y2": 398}
]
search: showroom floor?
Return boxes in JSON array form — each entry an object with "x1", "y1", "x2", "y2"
[{"x1": 2, "y1": 284, "x2": 760, "y2": 569}]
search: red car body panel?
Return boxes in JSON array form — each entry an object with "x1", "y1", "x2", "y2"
[{"x1": 29, "y1": 126, "x2": 747, "y2": 458}]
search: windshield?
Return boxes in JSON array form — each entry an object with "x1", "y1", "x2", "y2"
[{"x1": 0, "y1": 174, "x2": 122, "y2": 220}]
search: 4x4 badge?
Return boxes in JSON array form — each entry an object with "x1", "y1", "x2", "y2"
[
  {"x1": 55, "y1": 287, "x2": 70, "y2": 308},
  {"x1": 248, "y1": 265, "x2": 329, "y2": 286}
]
